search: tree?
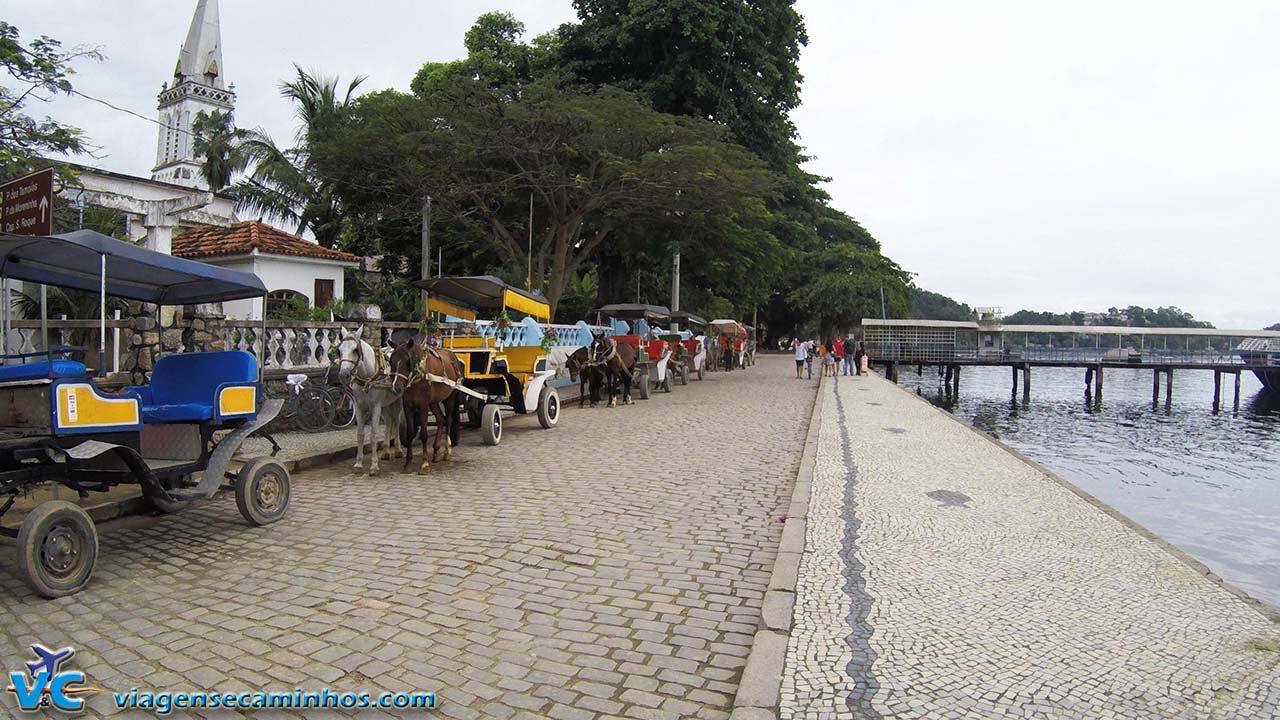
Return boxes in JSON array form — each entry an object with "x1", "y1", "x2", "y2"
[
  {"x1": 191, "y1": 110, "x2": 244, "y2": 191},
  {"x1": 0, "y1": 22, "x2": 101, "y2": 177},
  {"x1": 787, "y1": 241, "x2": 910, "y2": 335},
  {"x1": 560, "y1": 0, "x2": 807, "y2": 169},
  {"x1": 232, "y1": 66, "x2": 365, "y2": 247},
  {"x1": 911, "y1": 288, "x2": 972, "y2": 321}
]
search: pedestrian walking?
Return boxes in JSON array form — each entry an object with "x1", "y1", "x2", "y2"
[
  {"x1": 854, "y1": 340, "x2": 866, "y2": 376},
  {"x1": 823, "y1": 339, "x2": 837, "y2": 377},
  {"x1": 834, "y1": 336, "x2": 846, "y2": 376},
  {"x1": 793, "y1": 337, "x2": 806, "y2": 379},
  {"x1": 805, "y1": 337, "x2": 816, "y2": 379},
  {"x1": 842, "y1": 336, "x2": 856, "y2": 375}
]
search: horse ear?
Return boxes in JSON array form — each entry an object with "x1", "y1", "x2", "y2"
[{"x1": 354, "y1": 323, "x2": 365, "y2": 338}]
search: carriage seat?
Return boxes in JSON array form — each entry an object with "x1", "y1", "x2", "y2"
[
  {"x1": 0, "y1": 359, "x2": 88, "y2": 384},
  {"x1": 128, "y1": 351, "x2": 257, "y2": 423}
]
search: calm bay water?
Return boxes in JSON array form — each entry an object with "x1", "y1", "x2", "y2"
[{"x1": 895, "y1": 364, "x2": 1280, "y2": 608}]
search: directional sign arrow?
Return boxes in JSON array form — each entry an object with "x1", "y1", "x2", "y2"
[{"x1": 39, "y1": 195, "x2": 48, "y2": 223}]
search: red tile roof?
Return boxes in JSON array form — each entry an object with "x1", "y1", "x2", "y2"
[{"x1": 174, "y1": 221, "x2": 360, "y2": 264}]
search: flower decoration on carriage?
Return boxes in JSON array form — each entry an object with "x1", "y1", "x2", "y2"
[
  {"x1": 494, "y1": 309, "x2": 513, "y2": 332},
  {"x1": 540, "y1": 326, "x2": 560, "y2": 352}
]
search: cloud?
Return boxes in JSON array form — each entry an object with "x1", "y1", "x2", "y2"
[{"x1": 10, "y1": 0, "x2": 1276, "y2": 327}]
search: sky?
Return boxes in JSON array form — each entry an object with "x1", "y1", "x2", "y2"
[{"x1": 9, "y1": 1, "x2": 1278, "y2": 328}]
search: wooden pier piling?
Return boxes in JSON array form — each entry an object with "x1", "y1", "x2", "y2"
[
  {"x1": 1022, "y1": 364, "x2": 1031, "y2": 399},
  {"x1": 1165, "y1": 369, "x2": 1173, "y2": 410},
  {"x1": 1094, "y1": 365, "x2": 1104, "y2": 401},
  {"x1": 952, "y1": 365, "x2": 960, "y2": 396},
  {"x1": 1152, "y1": 369, "x2": 1161, "y2": 405},
  {"x1": 1213, "y1": 370, "x2": 1222, "y2": 412},
  {"x1": 1234, "y1": 371, "x2": 1241, "y2": 411}
]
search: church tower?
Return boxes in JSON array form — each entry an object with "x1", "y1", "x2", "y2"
[{"x1": 152, "y1": 0, "x2": 235, "y2": 189}]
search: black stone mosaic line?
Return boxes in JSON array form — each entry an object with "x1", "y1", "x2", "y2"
[{"x1": 834, "y1": 383, "x2": 881, "y2": 718}]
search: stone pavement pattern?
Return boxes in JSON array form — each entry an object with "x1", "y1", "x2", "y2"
[
  {"x1": 782, "y1": 373, "x2": 1280, "y2": 719},
  {"x1": 0, "y1": 355, "x2": 814, "y2": 719}
]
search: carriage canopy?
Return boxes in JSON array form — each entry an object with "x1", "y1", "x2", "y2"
[
  {"x1": 710, "y1": 319, "x2": 747, "y2": 337},
  {"x1": 669, "y1": 311, "x2": 707, "y2": 328},
  {"x1": 0, "y1": 230, "x2": 267, "y2": 304},
  {"x1": 595, "y1": 304, "x2": 672, "y2": 322},
  {"x1": 416, "y1": 275, "x2": 551, "y2": 322}
]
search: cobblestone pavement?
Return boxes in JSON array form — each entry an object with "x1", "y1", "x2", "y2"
[
  {"x1": 0, "y1": 355, "x2": 814, "y2": 719},
  {"x1": 782, "y1": 373, "x2": 1280, "y2": 719}
]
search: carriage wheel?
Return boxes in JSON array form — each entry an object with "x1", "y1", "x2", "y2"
[
  {"x1": 537, "y1": 387, "x2": 560, "y2": 429},
  {"x1": 142, "y1": 475, "x2": 191, "y2": 514},
  {"x1": 465, "y1": 396, "x2": 483, "y2": 429},
  {"x1": 662, "y1": 372, "x2": 673, "y2": 393},
  {"x1": 481, "y1": 404, "x2": 503, "y2": 445},
  {"x1": 236, "y1": 458, "x2": 291, "y2": 526},
  {"x1": 680, "y1": 364, "x2": 690, "y2": 386},
  {"x1": 17, "y1": 501, "x2": 99, "y2": 598},
  {"x1": 637, "y1": 372, "x2": 651, "y2": 400}
]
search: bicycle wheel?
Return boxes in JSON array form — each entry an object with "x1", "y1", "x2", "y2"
[
  {"x1": 333, "y1": 387, "x2": 356, "y2": 428},
  {"x1": 295, "y1": 386, "x2": 337, "y2": 432},
  {"x1": 266, "y1": 385, "x2": 297, "y2": 420}
]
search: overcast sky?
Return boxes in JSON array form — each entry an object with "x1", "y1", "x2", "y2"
[{"x1": 10, "y1": 1, "x2": 1278, "y2": 328}]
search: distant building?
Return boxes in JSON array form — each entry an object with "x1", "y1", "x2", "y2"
[{"x1": 174, "y1": 221, "x2": 360, "y2": 320}]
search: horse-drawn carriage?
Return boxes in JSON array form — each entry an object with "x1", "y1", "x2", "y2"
[
  {"x1": 595, "y1": 304, "x2": 681, "y2": 397},
  {"x1": 664, "y1": 311, "x2": 708, "y2": 382},
  {"x1": 0, "y1": 230, "x2": 290, "y2": 597},
  {"x1": 415, "y1": 276, "x2": 561, "y2": 446},
  {"x1": 710, "y1": 319, "x2": 750, "y2": 371}
]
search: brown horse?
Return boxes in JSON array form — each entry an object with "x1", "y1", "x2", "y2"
[
  {"x1": 586, "y1": 332, "x2": 638, "y2": 407},
  {"x1": 566, "y1": 346, "x2": 607, "y2": 408},
  {"x1": 389, "y1": 340, "x2": 464, "y2": 473}
]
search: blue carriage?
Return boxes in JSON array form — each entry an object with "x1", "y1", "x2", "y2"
[{"x1": 0, "y1": 230, "x2": 289, "y2": 597}]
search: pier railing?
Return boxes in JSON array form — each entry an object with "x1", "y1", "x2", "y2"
[{"x1": 862, "y1": 320, "x2": 1280, "y2": 368}]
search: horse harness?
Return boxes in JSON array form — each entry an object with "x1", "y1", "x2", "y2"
[
  {"x1": 587, "y1": 337, "x2": 632, "y2": 378},
  {"x1": 337, "y1": 337, "x2": 391, "y2": 389}
]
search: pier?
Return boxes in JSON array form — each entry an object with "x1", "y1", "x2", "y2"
[{"x1": 862, "y1": 317, "x2": 1280, "y2": 411}]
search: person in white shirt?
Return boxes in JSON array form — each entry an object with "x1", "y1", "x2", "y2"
[{"x1": 793, "y1": 338, "x2": 807, "y2": 379}]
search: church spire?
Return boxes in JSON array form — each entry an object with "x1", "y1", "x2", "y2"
[
  {"x1": 174, "y1": 0, "x2": 225, "y2": 89},
  {"x1": 153, "y1": 0, "x2": 235, "y2": 188}
]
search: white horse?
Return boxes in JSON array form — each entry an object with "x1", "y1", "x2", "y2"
[{"x1": 333, "y1": 326, "x2": 402, "y2": 475}]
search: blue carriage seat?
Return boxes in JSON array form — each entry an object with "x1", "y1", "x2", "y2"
[
  {"x1": 129, "y1": 351, "x2": 257, "y2": 423},
  {"x1": 0, "y1": 359, "x2": 88, "y2": 383}
]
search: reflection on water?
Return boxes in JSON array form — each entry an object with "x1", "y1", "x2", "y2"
[{"x1": 897, "y1": 364, "x2": 1280, "y2": 608}]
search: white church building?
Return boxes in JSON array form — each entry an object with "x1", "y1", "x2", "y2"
[{"x1": 57, "y1": 0, "x2": 357, "y2": 320}]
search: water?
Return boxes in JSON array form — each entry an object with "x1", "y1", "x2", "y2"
[{"x1": 895, "y1": 364, "x2": 1280, "y2": 608}]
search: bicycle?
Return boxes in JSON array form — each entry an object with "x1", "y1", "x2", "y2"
[
  {"x1": 266, "y1": 374, "x2": 336, "y2": 433},
  {"x1": 330, "y1": 382, "x2": 356, "y2": 429}
]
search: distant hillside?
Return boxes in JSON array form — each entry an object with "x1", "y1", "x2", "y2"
[
  {"x1": 911, "y1": 288, "x2": 973, "y2": 321},
  {"x1": 908, "y1": 290, "x2": 1218, "y2": 329},
  {"x1": 1004, "y1": 306, "x2": 1214, "y2": 329},
  {"x1": 1268, "y1": 323, "x2": 1280, "y2": 331}
]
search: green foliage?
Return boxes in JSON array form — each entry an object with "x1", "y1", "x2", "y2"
[
  {"x1": 554, "y1": 270, "x2": 598, "y2": 324},
  {"x1": 192, "y1": 110, "x2": 245, "y2": 191},
  {"x1": 277, "y1": 295, "x2": 350, "y2": 322},
  {"x1": 231, "y1": 66, "x2": 365, "y2": 247},
  {"x1": 560, "y1": 0, "x2": 807, "y2": 169},
  {"x1": 1002, "y1": 306, "x2": 1214, "y2": 328},
  {"x1": 0, "y1": 22, "x2": 101, "y2": 178},
  {"x1": 699, "y1": 295, "x2": 734, "y2": 322},
  {"x1": 352, "y1": 275, "x2": 420, "y2": 322},
  {"x1": 787, "y1": 242, "x2": 910, "y2": 335},
  {"x1": 911, "y1": 288, "x2": 972, "y2": 321}
]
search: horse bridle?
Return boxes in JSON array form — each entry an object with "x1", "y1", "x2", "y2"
[
  {"x1": 587, "y1": 337, "x2": 618, "y2": 367},
  {"x1": 337, "y1": 337, "x2": 386, "y2": 387}
]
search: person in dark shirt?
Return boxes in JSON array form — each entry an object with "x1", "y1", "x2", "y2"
[{"x1": 842, "y1": 337, "x2": 855, "y2": 375}]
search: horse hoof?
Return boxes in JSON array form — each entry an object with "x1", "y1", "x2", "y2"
[
  {"x1": 393, "y1": 450, "x2": 403, "y2": 458},
  {"x1": 368, "y1": 467, "x2": 379, "y2": 477},
  {"x1": 419, "y1": 463, "x2": 430, "y2": 474}
]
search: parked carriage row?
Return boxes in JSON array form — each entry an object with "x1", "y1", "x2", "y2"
[{"x1": 0, "y1": 231, "x2": 756, "y2": 598}]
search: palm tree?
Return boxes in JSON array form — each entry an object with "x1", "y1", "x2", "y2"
[
  {"x1": 191, "y1": 110, "x2": 245, "y2": 191},
  {"x1": 231, "y1": 66, "x2": 365, "y2": 247}
]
